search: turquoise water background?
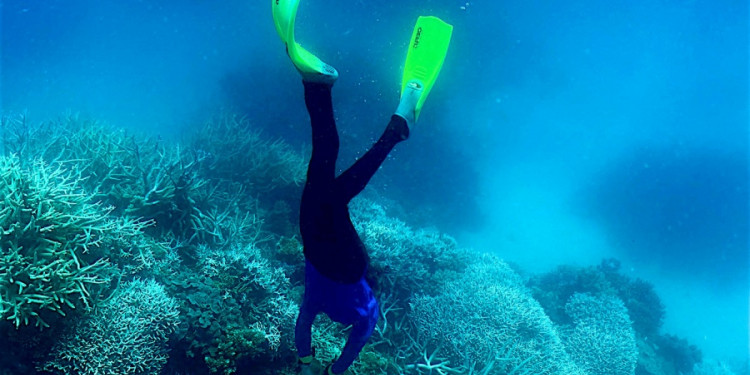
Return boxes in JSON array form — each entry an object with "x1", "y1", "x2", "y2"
[{"x1": 3, "y1": 0, "x2": 748, "y2": 366}]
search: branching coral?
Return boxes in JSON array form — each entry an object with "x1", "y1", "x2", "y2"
[
  {"x1": 100, "y1": 216, "x2": 175, "y2": 280},
  {"x1": 562, "y1": 293, "x2": 638, "y2": 375},
  {"x1": 186, "y1": 113, "x2": 307, "y2": 240},
  {"x1": 166, "y1": 239, "x2": 298, "y2": 374},
  {"x1": 41, "y1": 278, "x2": 179, "y2": 375},
  {"x1": 18, "y1": 115, "x2": 217, "y2": 248},
  {"x1": 0, "y1": 156, "x2": 115, "y2": 329},
  {"x1": 350, "y1": 199, "x2": 470, "y2": 298},
  {"x1": 190, "y1": 113, "x2": 306, "y2": 193},
  {"x1": 205, "y1": 323, "x2": 273, "y2": 375},
  {"x1": 0, "y1": 111, "x2": 674, "y2": 375},
  {"x1": 0, "y1": 112, "x2": 60, "y2": 161},
  {"x1": 118, "y1": 143, "x2": 208, "y2": 237}
]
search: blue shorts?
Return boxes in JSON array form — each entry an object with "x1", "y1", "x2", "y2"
[{"x1": 302, "y1": 260, "x2": 379, "y2": 327}]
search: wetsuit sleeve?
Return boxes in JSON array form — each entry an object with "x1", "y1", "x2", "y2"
[
  {"x1": 330, "y1": 303, "x2": 379, "y2": 373},
  {"x1": 294, "y1": 299, "x2": 317, "y2": 358},
  {"x1": 334, "y1": 115, "x2": 409, "y2": 203}
]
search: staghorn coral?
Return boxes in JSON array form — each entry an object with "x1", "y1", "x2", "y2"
[
  {"x1": 188, "y1": 113, "x2": 306, "y2": 238},
  {"x1": 5, "y1": 113, "x2": 303, "y2": 255},
  {"x1": 0, "y1": 112, "x2": 57, "y2": 160},
  {"x1": 99, "y1": 216, "x2": 174, "y2": 279},
  {"x1": 190, "y1": 113, "x2": 306, "y2": 193},
  {"x1": 275, "y1": 235, "x2": 304, "y2": 265},
  {"x1": 562, "y1": 293, "x2": 638, "y2": 375},
  {"x1": 115, "y1": 142, "x2": 208, "y2": 240},
  {"x1": 0, "y1": 156, "x2": 116, "y2": 329},
  {"x1": 42, "y1": 278, "x2": 179, "y2": 375},
  {"x1": 526, "y1": 261, "x2": 710, "y2": 375},
  {"x1": 24, "y1": 115, "x2": 217, "y2": 249}
]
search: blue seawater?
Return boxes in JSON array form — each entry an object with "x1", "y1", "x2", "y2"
[{"x1": 2, "y1": 0, "x2": 747, "y2": 374}]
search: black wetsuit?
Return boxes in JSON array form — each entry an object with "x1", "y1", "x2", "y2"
[
  {"x1": 295, "y1": 81, "x2": 408, "y2": 374},
  {"x1": 299, "y1": 82, "x2": 409, "y2": 284}
]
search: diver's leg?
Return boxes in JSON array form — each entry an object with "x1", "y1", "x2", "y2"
[
  {"x1": 303, "y1": 81, "x2": 339, "y2": 186},
  {"x1": 334, "y1": 115, "x2": 409, "y2": 203}
]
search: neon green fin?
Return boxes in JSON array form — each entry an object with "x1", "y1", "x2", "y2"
[
  {"x1": 271, "y1": 0, "x2": 336, "y2": 81},
  {"x1": 271, "y1": 0, "x2": 299, "y2": 44},
  {"x1": 401, "y1": 16, "x2": 453, "y2": 119}
]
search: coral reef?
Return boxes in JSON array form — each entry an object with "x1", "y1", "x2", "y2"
[
  {"x1": 0, "y1": 112, "x2": 734, "y2": 375},
  {"x1": 163, "y1": 240, "x2": 298, "y2": 375},
  {"x1": 410, "y1": 254, "x2": 583, "y2": 375},
  {"x1": 653, "y1": 334, "x2": 703, "y2": 374},
  {"x1": 562, "y1": 293, "x2": 638, "y2": 375},
  {"x1": 0, "y1": 156, "x2": 115, "y2": 328},
  {"x1": 41, "y1": 279, "x2": 179, "y2": 375},
  {"x1": 528, "y1": 258, "x2": 665, "y2": 337},
  {"x1": 189, "y1": 113, "x2": 306, "y2": 193},
  {"x1": 528, "y1": 260, "x2": 712, "y2": 375},
  {"x1": 188, "y1": 114, "x2": 306, "y2": 238},
  {"x1": 351, "y1": 199, "x2": 470, "y2": 298}
]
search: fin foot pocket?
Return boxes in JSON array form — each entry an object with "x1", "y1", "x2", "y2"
[{"x1": 395, "y1": 79, "x2": 424, "y2": 127}]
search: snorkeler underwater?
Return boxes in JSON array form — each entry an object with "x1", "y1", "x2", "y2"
[{"x1": 0, "y1": 1, "x2": 747, "y2": 375}]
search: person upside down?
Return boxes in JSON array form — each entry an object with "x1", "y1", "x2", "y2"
[{"x1": 271, "y1": 1, "x2": 452, "y2": 374}]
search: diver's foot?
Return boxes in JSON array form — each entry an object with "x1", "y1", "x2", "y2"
[
  {"x1": 287, "y1": 43, "x2": 338, "y2": 86},
  {"x1": 299, "y1": 61, "x2": 338, "y2": 85},
  {"x1": 395, "y1": 80, "x2": 424, "y2": 127}
]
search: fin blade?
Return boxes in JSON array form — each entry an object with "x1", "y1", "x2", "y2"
[
  {"x1": 402, "y1": 16, "x2": 453, "y2": 117},
  {"x1": 271, "y1": 0, "x2": 300, "y2": 44}
]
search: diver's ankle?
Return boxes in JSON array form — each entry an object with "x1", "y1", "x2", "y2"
[
  {"x1": 301, "y1": 74, "x2": 337, "y2": 86},
  {"x1": 395, "y1": 80, "x2": 423, "y2": 127},
  {"x1": 288, "y1": 45, "x2": 338, "y2": 85},
  {"x1": 394, "y1": 105, "x2": 415, "y2": 127},
  {"x1": 389, "y1": 115, "x2": 410, "y2": 140}
]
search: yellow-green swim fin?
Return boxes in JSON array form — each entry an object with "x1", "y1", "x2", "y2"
[
  {"x1": 271, "y1": 0, "x2": 337, "y2": 82},
  {"x1": 271, "y1": 0, "x2": 299, "y2": 44},
  {"x1": 401, "y1": 16, "x2": 453, "y2": 120}
]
